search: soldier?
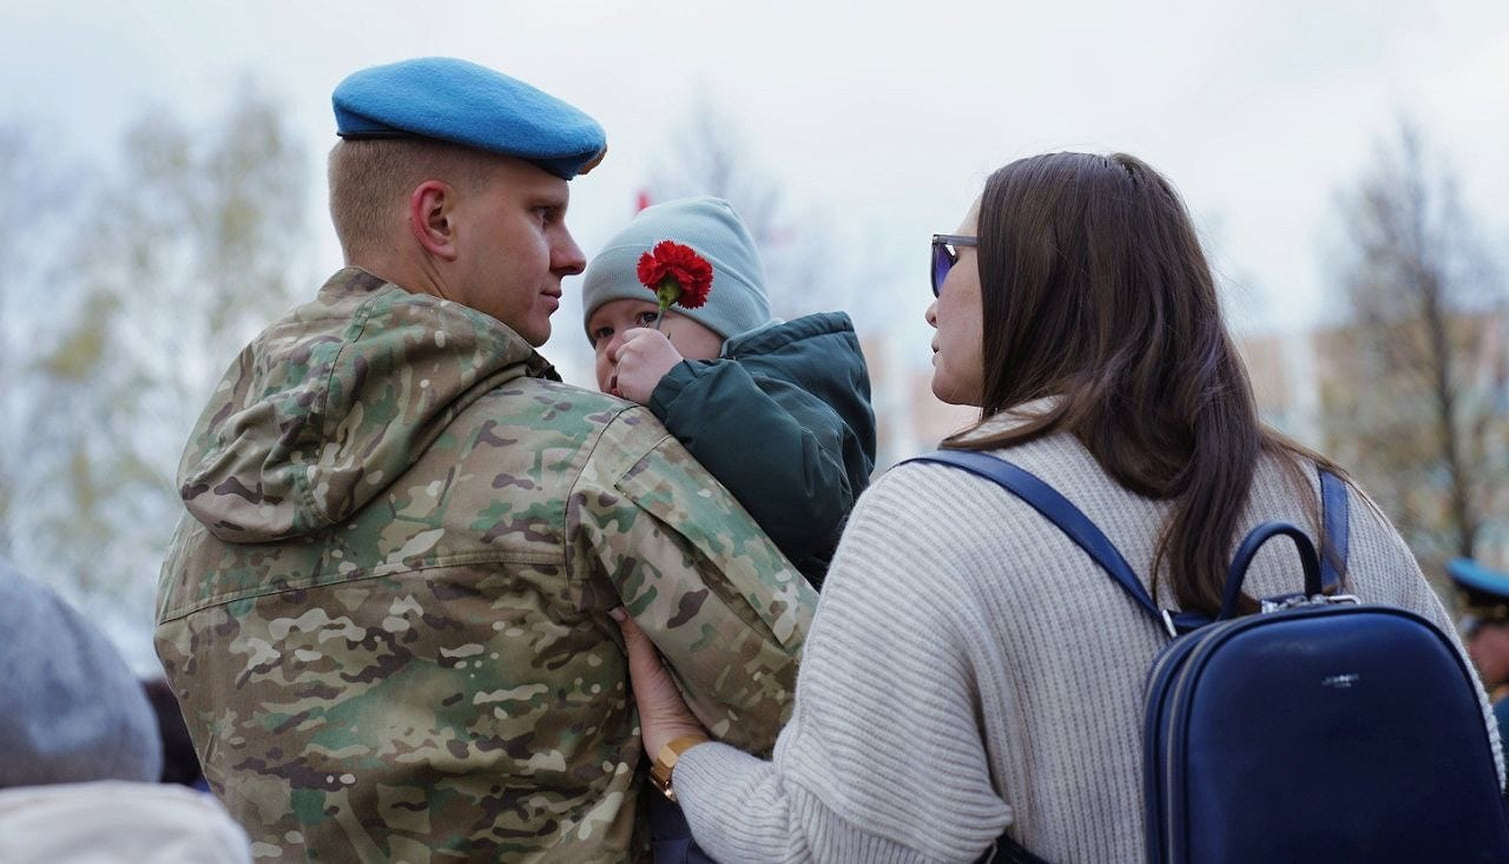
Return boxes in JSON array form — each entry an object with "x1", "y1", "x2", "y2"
[
  {"x1": 154, "y1": 57, "x2": 816, "y2": 862},
  {"x1": 1449, "y1": 557, "x2": 1509, "y2": 760}
]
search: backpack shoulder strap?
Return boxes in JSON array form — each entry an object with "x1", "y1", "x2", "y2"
[
  {"x1": 1319, "y1": 467, "x2": 1349, "y2": 592},
  {"x1": 902, "y1": 449, "x2": 1178, "y2": 637}
]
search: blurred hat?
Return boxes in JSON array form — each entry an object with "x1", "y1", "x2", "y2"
[
  {"x1": 0, "y1": 781, "x2": 252, "y2": 863},
  {"x1": 332, "y1": 57, "x2": 606, "y2": 179},
  {"x1": 582, "y1": 196, "x2": 773, "y2": 343},
  {"x1": 0, "y1": 561, "x2": 162, "y2": 788},
  {"x1": 1448, "y1": 557, "x2": 1509, "y2": 633}
]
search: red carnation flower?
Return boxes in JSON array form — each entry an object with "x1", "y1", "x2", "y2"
[{"x1": 637, "y1": 241, "x2": 714, "y2": 330}]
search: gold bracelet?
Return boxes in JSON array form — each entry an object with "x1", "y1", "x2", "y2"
[{"x1": 648, "y1": 734, "x2": 710, "y2": 802}]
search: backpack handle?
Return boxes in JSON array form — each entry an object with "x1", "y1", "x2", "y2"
[{"x1": 1219, "y1": 521, "x2": 1327, "y2": 620}]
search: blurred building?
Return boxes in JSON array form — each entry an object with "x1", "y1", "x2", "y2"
[{"x1": 860, "y1": 334, "x2": 976, "y2": 472}]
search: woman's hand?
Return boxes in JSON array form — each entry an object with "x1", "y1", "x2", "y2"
[
  {"x1": 607, "y1": 329, "x2": 683, "y2": 405},
  {"x1": 610, "y1": 608, "x2": 708, "y2": 756}
]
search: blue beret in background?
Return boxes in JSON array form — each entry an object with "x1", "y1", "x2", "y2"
[
  {"x1": 332, "y1": 57, "x2": 606, "y2": 179},
  {"x1": 1449, "y1": 557, "x2": 1509, "y2": 624}
]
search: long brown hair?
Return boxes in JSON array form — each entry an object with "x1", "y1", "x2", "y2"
[{"x1": 944, "y1": 152, "x2": 1336, "y2": 616}]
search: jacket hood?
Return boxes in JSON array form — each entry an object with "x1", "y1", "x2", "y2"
[{"x1": 178, "y1": 268, "x2": 556, "y2": 543}]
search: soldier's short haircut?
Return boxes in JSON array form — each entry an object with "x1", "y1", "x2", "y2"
[{"x1": 327, "y1": 139, "x2": 497, "y2": 262}]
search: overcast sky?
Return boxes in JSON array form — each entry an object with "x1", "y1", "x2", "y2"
[{"x1": 5, "y1": 0, "x2": 1507, "y2": 375}]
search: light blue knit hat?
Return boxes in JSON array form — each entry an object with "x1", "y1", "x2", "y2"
[{"x1": 581, "y1": 196, "x2": 772, "y2": 342}]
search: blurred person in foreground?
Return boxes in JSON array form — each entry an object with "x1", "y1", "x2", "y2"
[
  {"x1": 0, "y1": 560, "x2": 250, "y2": 863},
  {"x1": 154, "y1": 56, "x2": 814, "y2": 861},
  {"x1": 581, "y1": 194, "x2": 876, "y2": 590},
  {"x1": 613, "y1": 151, "x2": 1501, "y2": 862},
  {"x1": 142, "y1": 676, "x2": 209, "y2": 791}
]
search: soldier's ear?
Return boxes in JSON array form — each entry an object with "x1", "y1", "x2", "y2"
[{"x1": 409, "y1": 181, "x2": 459, "y2": 260}]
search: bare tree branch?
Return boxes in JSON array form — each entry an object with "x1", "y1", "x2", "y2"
[{"x1": 1323, "y1": 119, "x2": 1506, "y2": 573}]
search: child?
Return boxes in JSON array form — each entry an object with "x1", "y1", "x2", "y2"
[{"x1": 582, "y1": 196, "x2": 876, "y2": 589}]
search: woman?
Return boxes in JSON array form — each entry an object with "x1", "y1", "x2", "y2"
[{"x1": 612, "y1": 152, "x2": 1494, "y2": 861}]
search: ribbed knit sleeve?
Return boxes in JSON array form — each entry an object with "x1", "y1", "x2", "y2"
[{"x1": 672, "y1": 461, "x2": 1014, "y2": 863}]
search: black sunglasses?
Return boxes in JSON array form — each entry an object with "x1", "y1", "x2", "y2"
[{"x1": 931, "y1": 234, "x2": 978, "y2": 297}]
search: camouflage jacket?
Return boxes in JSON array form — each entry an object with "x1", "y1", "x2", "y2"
[{"x1": 155, "y1": 268, "x2": 816, "y2": 863}]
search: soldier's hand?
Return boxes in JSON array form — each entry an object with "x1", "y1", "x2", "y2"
[
  {"x1": 608, "y1": 329, "x2": 682, "y2": 405},
  {"x1": 610, "y1": 607, "x2": 707, "y2": 757}
]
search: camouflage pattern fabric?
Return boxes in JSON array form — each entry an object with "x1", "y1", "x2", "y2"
[{"x1": 155, "y1": 268, "x2": 816, "y2": 863}]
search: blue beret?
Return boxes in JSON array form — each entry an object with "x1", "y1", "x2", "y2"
[
  {"x1": 333, "y1": 57, "x2": 606, "y2": 179},
  {"x1": 1449, "y1": 557, "x2": 1509, "y2": 623}
]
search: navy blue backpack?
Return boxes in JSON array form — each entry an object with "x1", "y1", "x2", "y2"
[{"x1": 911, "y1": 449, "x2": 1509, "y2": 864}]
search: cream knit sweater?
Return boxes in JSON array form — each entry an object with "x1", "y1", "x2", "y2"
[{"x1": 673, "y1": 422, "x2": 1501, "y2": 863}]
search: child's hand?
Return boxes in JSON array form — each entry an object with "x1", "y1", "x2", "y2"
[{"x1": 608, "y1": 328, "x2": 683, "y2": 404}]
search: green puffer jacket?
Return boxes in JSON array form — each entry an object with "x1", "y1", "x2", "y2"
[
  {"x1": 155, "y1": 268, "x2": 815, "y2": 863},
  {"x1": 647, "y1": 311, "x2": 877, "y2": 588}
]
